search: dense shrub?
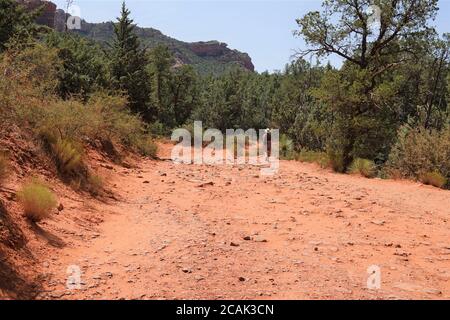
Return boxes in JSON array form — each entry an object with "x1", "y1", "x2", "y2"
[
  {"x1": 0, "y1": 43, "x2": 60, "y2": 129},
  {"x1": 297, "y1": 150, "x2": 330, "y2": 169},
  {"x1": 0, "y1": 45, "x2": 157, "y2": 159},
  {"x1": 387, "y1": 125, "x2": 450, "y2": 187},
  {"x1": 322, "y1": 137, "x2": 346, "y2": 173},
  {"x1": 18, "y1": 179, "x2": 57, "y2": 222},
  {"x1": 36, "y1": 93, "x2": 157, "y2": 156},
  {"x1": 135, "y1": 137, "x2": 158, "y2": 158}
]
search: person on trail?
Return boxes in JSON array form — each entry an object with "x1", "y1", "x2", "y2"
[{"x1": 263, "y1": 128, "x2": 272, "y2": 162}]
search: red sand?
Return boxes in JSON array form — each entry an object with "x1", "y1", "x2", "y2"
[{"x1": 2, "y1": 142, "x2": 449, "y2": 299}]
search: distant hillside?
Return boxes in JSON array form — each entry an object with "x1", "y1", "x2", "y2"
[
  {"x1": 74, "y1": 21, "x2": 255, "y2": 75},
  {"x1": 16, "y1": 0, "x2": 255, "y2": 75}
]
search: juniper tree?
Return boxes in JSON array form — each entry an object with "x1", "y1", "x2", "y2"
[{"x1": 296, "y1": 0, "x2": 440, "y2": 169}]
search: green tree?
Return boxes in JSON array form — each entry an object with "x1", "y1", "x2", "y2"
[
  {"x1": 46, "y1": 32, "x2": 110, "y2": 100},
  {"x1": 193, "y1": 68, "x2": 275, "y2": 131},
  {"x1": 296, "y1": 0, "x2": 440, "y2": 169},
  {"x1": 272, "y1": 59, "x2": 328, "y2": 150},
  {"x1": 297, "y1": 0, "x2": 438, "y2": 73},
  {"x1": 169, "y1": 65, "x2": 200, "y2": 128},
  {"x1": 194, "y1": 68, "x2": 249, "y2": 131},
  {"x1": 420, "y1": 34, "x2": 449, "y2": 129},
  {"x1": 110, "y1": 2, "x2": 151, "y2": 119},
  {"x1": 147, "y1": 45, "x2": 201, "y2": 128},
  {"x1": 147, "y1": 45, "x2": 173, "y2": 123}
]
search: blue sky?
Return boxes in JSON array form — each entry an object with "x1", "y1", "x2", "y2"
[{"x1": 52, "y1": 0, "x2": 450, "y2": 72}]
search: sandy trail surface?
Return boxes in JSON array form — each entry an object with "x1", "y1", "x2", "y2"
[{"x1": 38, "y1": 143, "x2": 450, "y2": 300}]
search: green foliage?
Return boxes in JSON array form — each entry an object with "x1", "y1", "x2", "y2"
[
  {"x1": 419, "y1": 171, "x2": 447, "y2": 189},
  {"x1": 295, "y1": 0, "x2": 445, "y2": 173},
  {"x1": 18, "y1": 179, "x2": 57, "y2": 222},
  {"x1": 0, "y1": 43, "x2": 61, "y2": 132},
  {"x1": 296, "y1": 0, "x2": 438, "y2": 70},
  {"x1": 279, "y1": 134, "x2": 295, "y2": 160},
  {"x1": 386, "y1": 125, "x2": 450, "y2": 187},
  {"x1": 110, "y1": 2, "x2": 151, "y2": 119},
  {"x1": 135, "y1": 137, "x2": 158, "y2": 158},
  {"x1": 314, "y1": 65, "x2": 398, "y2": 170},
  {"x1": 0, "y1": 0, "x2": 41, "y2": 51},
  {"x1": 0, "y1": 42, "x2": 157, "y2": 159},
  {"x1": 296, "y1": 150, "x2": 330, "y2": 169},
  {"x1": 35, "y1": 93, "x2": 157, "y2": 158},
  {"x1": 147, "y1": 45, "x2": 200, "y2": 129},
  {"x1": 81, "y1": 93, "x2": 149, "y2": 148},
  {"x1": 193, "y1": 68, "x2": 274, "y2": 131},
  {"x1": 167, "y1": 64, "x2": 200, "y2": 127},
  {"x1": 45, "y1": 32, "x2": 110, "y2": 99},
  {"x1": 348, "y1": 158, "x2": 377, "y2": 178},
  {"x1": 272, "y1": 60, "x2": 328, "y2": 150},
  {"x1": 1, "y1": 42, "x2": 60, "y2": 96},
  {"x1": 147, "y1": 45, "x2": 173, "y2": 114}
]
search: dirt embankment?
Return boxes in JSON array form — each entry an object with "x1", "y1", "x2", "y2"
[{"x1": 1, "y1": 141, "x2": 449, "y2": 300}]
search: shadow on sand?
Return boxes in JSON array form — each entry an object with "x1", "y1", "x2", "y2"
[
  {"x1": 0, "y1": 200, "x2": 42, "y2": 299},
  {"x1": 29, "y1": 222, "x2": 66, "y2": 249}
]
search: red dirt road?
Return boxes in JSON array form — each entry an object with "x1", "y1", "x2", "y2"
[{"x1": 36, "y1": 144, "x2": 450, "y2": 300}]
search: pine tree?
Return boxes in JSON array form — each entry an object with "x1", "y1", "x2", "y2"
[{"x1": 110, "y1": 2, "x2": 151, "y2": 119}]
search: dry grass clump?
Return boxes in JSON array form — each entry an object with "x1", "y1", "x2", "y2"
[
  {"x1": 86, "y1": 174, "x2": 104, "y2": 196},
  {"x1": 51, "y1": 138, "x2": 84, "y2": 175},
  {"x1": 349, "y1": 158, "x2": 377, "y2": 178},
  {"x1": 419, "y1": 171, "x2": 447, "y2": 189},
  {"x1": 18, "y1": 179, "x2": 57, "y2": 222}
]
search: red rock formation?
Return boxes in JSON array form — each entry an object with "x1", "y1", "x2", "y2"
[
  {"x1": 188, "y1": 41, "x2": 228, "y2": 57},
  {"x1": 188, "y1": 41, "x2": 255, "y2": 71}
]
